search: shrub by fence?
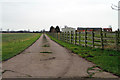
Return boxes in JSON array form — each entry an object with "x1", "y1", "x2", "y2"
[{"x1": 48, "y1": 30, "x2": 120, "y2": 51}]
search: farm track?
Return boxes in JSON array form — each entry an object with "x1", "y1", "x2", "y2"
[{"x1": 2, "y1": 34, "x2": 118, "y2": 78}]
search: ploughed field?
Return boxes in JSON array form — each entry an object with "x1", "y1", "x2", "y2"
[{"x1": 2, "y1": 33, "x2": 41, "y2": 61}]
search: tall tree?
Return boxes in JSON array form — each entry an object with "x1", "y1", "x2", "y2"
[
  {"x1": 49, "y1": 26, "x2": 54, "y2": 32},
  {"x1": 55, "y1": 26, "x2": 60, "y2": 33}
]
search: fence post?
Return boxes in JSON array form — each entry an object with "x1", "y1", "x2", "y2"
[
  {"x1": 64, "y1": 32, "x2": 66, "y2": 42},
  {"x1": 59, "y1": 32, "x2": 62, "y2": 41},
  {"x1": 115, "y1": 31, "x2": 118, "y2": 51},
  {"x1": 73, "y1": 31, "x2": 75, "y2": 44},
  {"x1": 75, "y1": 31, "x2": 77, "y2": 45},
  {"x1": 55, "y1": 33, "x2": 57, "y2": 39},
  {"x1": 68, "y1": 31, "x2": 70, "y2": 43},
  {"x1": 71, "y1": 31, "x2": 73, "y2": 44},
  {"x1": 92, "y1": 30, "x2": 94, "y2": 48},
  {"x1": 57, "y1": 33, "x2": 58, "y2": 40},
  {"x1": 66, "y1": 31, "x2": 68, "y2": 43},
  {"x1": 59, "y1": 33, "x2": 61, "y2": 40},
  {"x1": 56, "y1": 33, "x2": 57, "y2": 39},
  {"x1": 54, "y1": 33, "x2": 56, "y2": 38},
  {"x1": 70, "y1": 31, "x2": 72, "y2": 44},
  {"x1": 65, "y1": 32, "x2": 67, "y2": 42},
  {"x1": 69, "y1": 31, "x2": 71, "y2": 43},
  {"x1": 63, "y1": 32, "x2": 64, "y2": 42},
  {"x1": 61, "y1": 32, "x2": 63, "y2": 40},
  {"x1": 58, "y1": 32, "x2": 60, "y2": 40},
  {"x1": 53, "y1": 33, "x2": 54, "y2": 37},
  {"x1": 61, "y1": 32, "x2": 64, "y2": 41},
  {"x1": 104, "y1": 31, "x2": 107, "y2": 43},
  {"x1": 100, "y1": 29, "x2": 104, "y2": 49},
  {"x1": 79, "y1": 32, "x2": 81, "y2": 45},
  {"x1": 118, "y1": 29, "x2": 120, "y2": 51},
  {"x1": 85, "y1": 29, "x2": 87, "y2": 47},
  {"x1": 66, "y1": 32, "x2": 67, "y2": 42},
  {"x1": 64, "y1": 32, "x2": 65, "y2": 42},
  {"x1": 118, "y1": 29, "x2": 120, "y2": 44},
  {"x1": 62, "y1": 32, "x2": 63, "y2": 41},
  {"x1": 61, "y1": 32, "x2": 62, "y2": 41}
]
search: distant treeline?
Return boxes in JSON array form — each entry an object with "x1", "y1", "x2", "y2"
[
  {"x1": 0, "y1": 29, "x2": 48, "y2": 33},
  {"x1": 1, "y1": 30, "x2": 46, "y2": 33}
]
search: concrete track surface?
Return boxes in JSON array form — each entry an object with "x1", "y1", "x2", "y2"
[{"x1": 2, "y1": 34, "x2": 118, "y2": 78}]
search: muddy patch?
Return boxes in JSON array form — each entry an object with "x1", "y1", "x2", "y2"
[
  {"x1": 42, "y1": 44, "x2": 50, "y2": 47},
  {"x1": 40, "y1": 51, "x2": 52, "y2": 54},
  {"x1": 40, "y1": 57, "x2": 56, "y2": 61}
]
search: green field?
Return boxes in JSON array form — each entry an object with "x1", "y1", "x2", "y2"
[
  {"x1": 48, "y1": 34, "x2": 120, "y2": 77},
  {"x1": 2, "y1": 33, "x2": 41, "y2": 61}
]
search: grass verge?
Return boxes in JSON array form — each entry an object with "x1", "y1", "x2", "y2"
[
  {"x1": 2, "y1": 33, "x2": 42, "y2": 61},
  {"x1": 47, "y1": 34, "x2": 120, "y2": 77}
]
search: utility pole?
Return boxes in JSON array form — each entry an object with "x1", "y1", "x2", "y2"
[
  {"x1": 0, "y1": 28, "x2": 2, "y2": 33},
  {"x1": 118, "y1": 1, "x2": 120, "y2": 30},
  {"x1": 111, "y1": 1, "x2": 120, "y2": 11},
  {"x1": 111, "y1": 1, "x2": 120, "y2": 30}
]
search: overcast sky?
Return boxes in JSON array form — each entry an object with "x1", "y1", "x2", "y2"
[{"x1": 0, "y1": 0, "x2": 119, "y2": 31}]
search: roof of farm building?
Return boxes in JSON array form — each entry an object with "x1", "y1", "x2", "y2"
[
  {"x1": 77, "y1": 27, "x2": 102, "y2": 29},
  {"x1": 62, "y1": 26, "x2": 75, "y2": 29}
]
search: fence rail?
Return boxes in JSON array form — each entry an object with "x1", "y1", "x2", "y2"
[{"x1": 48, "y1": 30, "x2": 120, "y2": 51}]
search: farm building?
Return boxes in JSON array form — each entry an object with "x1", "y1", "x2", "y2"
[
  {"x1": 103, "y1": 26, "x2": 112, "y2": 32},
  {"x1": 103, "y1": 28, "x2": 112, "y2": 32},
  {"x1": 77, "y1": 27, "x2": 102, "y2": 32},
  {"x1": 62, "y1": 26, "x2": 75, "y2": 33}
]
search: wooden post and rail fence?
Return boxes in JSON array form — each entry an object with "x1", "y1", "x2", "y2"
[{"x1": 48, "y1": 30, "x2": 120, "y2": 51}]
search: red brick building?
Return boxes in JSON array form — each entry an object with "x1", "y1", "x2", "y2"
[{"x1": 103, "y1": 28, "x2": 112, "y2": 32}]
